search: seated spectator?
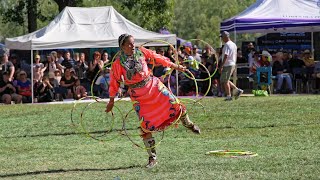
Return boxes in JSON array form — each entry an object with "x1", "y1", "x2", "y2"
[
  {"x1": 16, "y1": 71, "x2": 32, "y2": 103},
  {"x1": 99, "y1": 68, "x2": 110, "y2": 98},
  {"x1": 49, "y1": 72, "x2": 60, "y2": 88},
  {"x1": 37, "y1": 76, "x2": 54, "y2": 102},
  {"x1": 288, "y1": 50, "x2": 305, "y2": 72},
  {"x1": 54, "y1": 69, "x2": 62, "y2": 84},
  {"x1": 302, "y1": 50, "x2": 315, "y2": 68},
  {"x1": 312, "y1": 61, "x2": 320, "y2": 93},
  {"x1": 272, "y1": 52, "x2": 293, "y2": 94},
  {"x1": 60, "y1": 68, "x2": 77, "y2": 99},
  {"x1": 0, "y1": 72, "x2": 22, "y2": 104},
  {"x1": 73, "y1": 79, "x2": 87, "y2": 100}
]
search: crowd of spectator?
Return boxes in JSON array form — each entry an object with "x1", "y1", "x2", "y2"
[
  {"x1": 243, "y1": 43, "x2": 320, "y2": 94},
  {"x1": 1, "y1": 42, "x2": 320, "y2": 104}
]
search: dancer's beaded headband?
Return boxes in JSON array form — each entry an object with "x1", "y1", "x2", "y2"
[{"x1": 118, "y1": 33, "x2": 132, "y2": 47}]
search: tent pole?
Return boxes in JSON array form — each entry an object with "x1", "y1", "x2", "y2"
[
  {"x1": 31, "y1": 49, "x2": 34, "y2": 103},
  {"x1": 311, "y1": 32, "x2": 314, "y2": 59},
  {"x1": 176, "y1": 69, "x2": 179, "y2": 96}
]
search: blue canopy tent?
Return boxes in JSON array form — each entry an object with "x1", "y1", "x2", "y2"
[
  {"x1": 220, "y1": 0, "x2": 320, "y2": 87},
  {"x1": 221, "y1": 0, "x2": 320, "y2": 59},
  {"x1": 221, "y1": 0, "x2": 320, "y2": 34}
]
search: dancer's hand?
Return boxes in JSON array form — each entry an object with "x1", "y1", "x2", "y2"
[
  {"x1": 106, "y1": 97, "x2": 115, "y2": 113},
  {"x1": 172, "y1": 63, "x2": 186, "y2": 72}
]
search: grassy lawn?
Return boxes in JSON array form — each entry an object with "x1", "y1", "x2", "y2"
[{"x1": 0, "y1": 95, "x2": 319, "y2": 179}]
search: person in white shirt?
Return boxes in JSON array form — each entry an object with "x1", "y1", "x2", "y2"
[{"x1": 220, "y1": 31, "x2": 243, "y2": 101}]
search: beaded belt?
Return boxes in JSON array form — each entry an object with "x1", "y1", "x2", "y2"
[{"x1": 128, "y1": 76, "x2": 152, "y2": 89}]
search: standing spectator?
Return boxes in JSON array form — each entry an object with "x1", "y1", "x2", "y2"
[
  {"x1": 75, "y1": 52, "x2": 89, "y2": 84},
  {"x1": 245, "y1": 42, "x2": 255, "y2": 62},
  {"x1": 33, "y1": 65, "x2": 43, "y2": 84},
  {"x1": 203, "y1": 44, "x2": 216, "y2": 65},
  {"x1": 192, "y1": 45, "x2": 201, "y2": 64},
  {"x1": 88, "y1": 51, "x2": 104, "y2": 83},
  {"x1": 33, "y1": 55, "x2": 46, "y2": 78},
  {"x1": 45, "y1": 55, "x2": 58, "y2": 77},
  {"x1": 16, "y1": 71, "x2": 32, "y2": 103},
  {"x1": 73, "y1": 52, "x2": 80, "y2": 62},
  {"x1": 0, "y1": 72, "x2": 22, "y2": 104},
  {"x1": 0, "y1": 49, "x2": 15, "y2": 82},
  {"x1": 164, "y1": 46, "x2": 175, "y2": 63},
  {"x1": 56, "y1": 50, "x2": 64, "y2": 64},
  {"x1": 102, "y1": 51, "x2": 110, "y2": 67},
  {"x1": 9, "y1": 54, "x2": 21, "y2": 72},
  {"x1": 50, "y1": 51, "x2": 64, "y2": 73},
  {"x1": 236, "y1": 48, "x2": 247, "y2": 64},
  {"x1": 153, "y1": 48, "x2": 166, "y2": 77},
  {"x1": 199, "y1": 53, "x2": 213, "y2": 96},
  {"x1": 61, "y1": 51, "x2": 76, "y2": 69},
  {"x1": 220, "y1": 31, "x2": 243, "y2": 101}
]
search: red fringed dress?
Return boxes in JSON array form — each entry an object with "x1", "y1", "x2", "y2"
[{"x1": 109, "y1": 47, "x2": 185, "y2": 132}]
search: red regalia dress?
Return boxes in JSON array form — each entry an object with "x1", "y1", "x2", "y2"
[{"x1": 109, "y1": 47, "x2": 185, "y2": 132}]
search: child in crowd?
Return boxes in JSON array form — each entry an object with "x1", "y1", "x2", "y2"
[{"x1": 73, "y1": 79, "x2": 87, "y2": 100}]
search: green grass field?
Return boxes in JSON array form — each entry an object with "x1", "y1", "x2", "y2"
[{"x1": 0, "y1": 96, "x2": 319, "y2": 180}]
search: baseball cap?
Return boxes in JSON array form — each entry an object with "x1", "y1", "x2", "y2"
[
  {"x1": 19, "y1": 71, "x2": 27, "y2": 76},
  {"x1": 304, "y1": 49, "x2": 311, "y2": 54},
  {"x1": 35, "y1": 55, "x2": 40, "y2": 59},
  {"x1": 220, "y1": 31, "x2": 230, "y2": 37}
]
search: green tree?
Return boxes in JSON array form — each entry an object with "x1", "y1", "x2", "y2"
[
  {"x1": 0, "y1": 0, "x2": 82, "y2": 34},
  {"x1": 173, "y1": 0, "x2": 256, "y2": 48},
  {"x1": 53, "y1": 0, "x2": 83, "y2": 12},
  {"x1": 121, "y1": 0, "x2": 174, "y2": 32}
]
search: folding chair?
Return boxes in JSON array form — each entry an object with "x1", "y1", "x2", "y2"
[{"x1": 256, "y1": 67, "x2": 273, "y2": 94}]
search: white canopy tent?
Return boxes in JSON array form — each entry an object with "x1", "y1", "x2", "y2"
[
  {"x1": 5, "y1": 6, "x2": 176, "y2": 50},
  {"x1": 5, "y1": 6, "x2": 177, "y2": 103}
]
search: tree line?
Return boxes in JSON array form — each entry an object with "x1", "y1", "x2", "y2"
[{"x1": 0, "y1": 0, "x2": 255, "y2": 48}]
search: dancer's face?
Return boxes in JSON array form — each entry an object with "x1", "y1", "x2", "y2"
[{"x1": 121, "y1": 37, "x2": 135, "y2": 56}]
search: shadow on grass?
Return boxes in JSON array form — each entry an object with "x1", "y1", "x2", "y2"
[
  {"x1": 0, "y1": 165, "x2": 141, "y2": 178},
  {"x1": 206, "y1": 122, "x2": 320, "y2": 130},
  {"x1": 2, "y1": 128, "x2": 139, "y2": 139}
]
